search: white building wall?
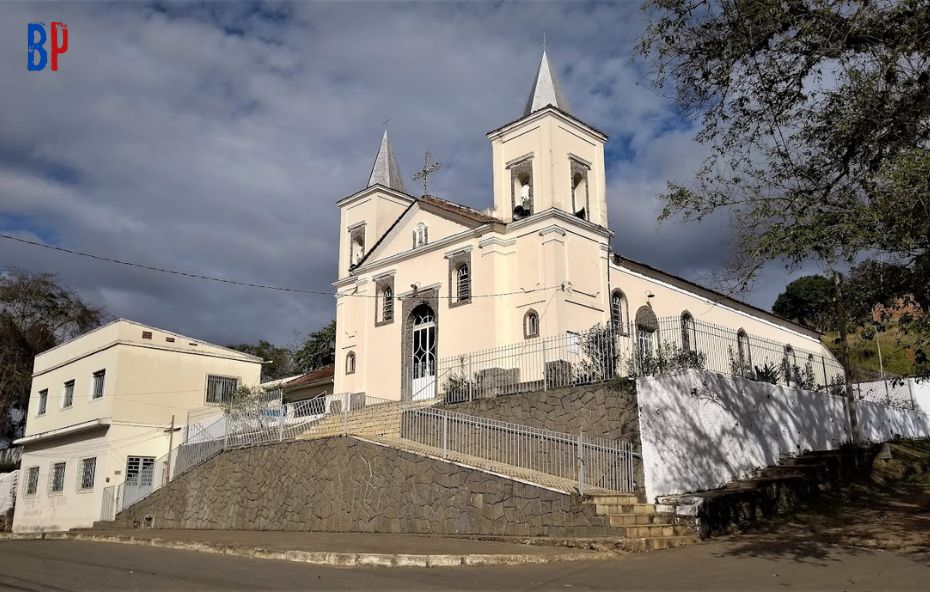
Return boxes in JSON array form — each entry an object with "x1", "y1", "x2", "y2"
[{"x1": 637, "y1": 369, "x2": 930, "y2": 501}]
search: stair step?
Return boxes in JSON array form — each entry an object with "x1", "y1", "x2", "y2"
[
  {"x1": 596, "y1": 503, "x2": 656, "y2": 514},
  {"x1": 590, "y1": 494, "x2": 639, "y2": 505},
  {"x1": 614, "y1": 524, "x2": 694, "y2": 538},
  {"x1": 607, "y1": 513, "x2": 676, "y2": 526},
  {"x1": 624, "y1": 535, "x2": 700, "y2": 552}
]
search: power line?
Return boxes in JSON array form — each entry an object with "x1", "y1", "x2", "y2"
[{"x1": 1, "y1": 233, "x2": 562, "y2": 300}]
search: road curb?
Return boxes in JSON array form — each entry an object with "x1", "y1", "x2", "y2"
[{"x1": 0, "y1": 532, "x2": 611, "y2": 568}]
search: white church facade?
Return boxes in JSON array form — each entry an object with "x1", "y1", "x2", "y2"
[{"x1": 333, "y1": 51, "x2": 839, "y2": 401}]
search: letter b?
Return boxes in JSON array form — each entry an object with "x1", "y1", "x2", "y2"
[{"x1": 27, "y1": 23, "x2": 47, "y2": 71}]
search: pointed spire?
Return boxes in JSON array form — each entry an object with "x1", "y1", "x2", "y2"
[
  {"x1": 523, "y1": 50, "x2": 572, "y2": 117},
  {"x1": 367, "y1": 130, "x2": 406, "y2": 193}
]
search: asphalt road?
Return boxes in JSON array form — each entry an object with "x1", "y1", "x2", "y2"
[{"x1": 1, "y1": 538, "x2": 928, "y2": 591}]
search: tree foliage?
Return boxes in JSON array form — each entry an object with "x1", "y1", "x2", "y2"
[
  {"x1": 641, "y1": 0, "x2": 930, "y2": 286},
  {"x1": 293, "y1": 319, "x2": 336, "y2": 373},
  {"x1": 227, "y1": 340, "x2": 295, "y2": 382},
  {"x1": 773, "y1": 275, "x2": 834, "y2": 331},
  {"x1": 0, "y1": 268, "x2": 106, "y2": 441}
]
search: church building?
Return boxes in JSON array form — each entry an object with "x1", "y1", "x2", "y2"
[{"x1": 333, "y1": 51, "x2": 836, "y2": 400}]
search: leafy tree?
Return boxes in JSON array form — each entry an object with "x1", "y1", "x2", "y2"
[
  {"x1": 641, "y1": 0, "x2": 930, "y2": 283},
  {"x1": 293, "y1": 319, "x2": 336, "y2": 372},
  {"x1": 772, "y1": 275, "x2": 834, "y2": 332},
  {"x1": 227, "y1": 340, "x2": 295, "y2": 382},
  {"x1": 641, "y1": 0, "x2": 930, "y2": 439},
  {"x1": 0, "y1": 268, "x2": 106, "y2": 441}
]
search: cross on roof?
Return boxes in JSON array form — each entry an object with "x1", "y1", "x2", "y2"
[{"x1": 413, "y1": 152, "x2": 441, "y2": 196}]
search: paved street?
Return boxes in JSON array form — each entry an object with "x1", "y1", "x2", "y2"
[{"x1": 1, "y1": 537, "x2": 928, "y2": 591}]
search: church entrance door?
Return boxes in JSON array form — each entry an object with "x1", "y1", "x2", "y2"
[{"x1": 410, "y1": 305, "x2": 436, "y2": 400}]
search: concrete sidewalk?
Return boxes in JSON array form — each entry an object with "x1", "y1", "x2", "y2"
[{"x1": 1, "y1": 529, "x2": 613, "y2": 568}]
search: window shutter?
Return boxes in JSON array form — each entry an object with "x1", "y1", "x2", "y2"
[
  {"x1": 412, "y1": 230, "x2": 416, "y2": 248},
  {"x1": 424, "y1": 226, "x2": 429, "y2": 244}
]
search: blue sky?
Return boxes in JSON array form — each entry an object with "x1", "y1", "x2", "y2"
[{"x1": 0, "y1": 1, "x2": 810, "y2": 347}]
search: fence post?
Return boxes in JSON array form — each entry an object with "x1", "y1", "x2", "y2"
[
  {"x1": 468, "y1": 355, "x2": 474, "y2": 402},
  {"x1": 223, "y1": 408, "x2": 229, "y2": 450},
  {"x1": 542, "y1": 337, "x2": 548, "y2": 391},
  {"x1": 442, "y1": 414, "x2": 449, "y2": 459},
  {"x1": 343, "y1": 393, "x2": 349, "y2": 437},
  {"x1": 577, "y1": 430, "x2": 585, "y2": 497},
  {"x1": 279, "y1": 402, "x2": 285, "y2": 442},
  {"x1": 907, "y1": 378, "x2": 916, "y2": 410},
  {"x1": 821, "y1": 356, "x2": 828, "y2": 389}
]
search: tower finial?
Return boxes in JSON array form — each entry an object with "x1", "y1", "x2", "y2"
[
  {"x1": 367, "y1": 129, "x2": 406, "y2": 193},
  {"x1": 523, "y1": 49, "x2": 572, "y2": 116}
]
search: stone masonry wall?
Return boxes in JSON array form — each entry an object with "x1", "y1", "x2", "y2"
[
  {"x1": 114, "y1": 437, "x2": 615, "y2": 537},
  {"x1": 438, "y1": 380, "x2": 646, "y2": 498},
  {"x1": 438, "y1": 380, "x2": 640, "y2": 444}
]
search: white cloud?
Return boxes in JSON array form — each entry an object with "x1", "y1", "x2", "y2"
[{"x1": 0, "y1": 1, "x2": 785, "y2": 346}]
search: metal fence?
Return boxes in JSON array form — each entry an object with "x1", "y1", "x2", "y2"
[
  {"x1": 439, "y1": 317, "x2": 851, "y2": 403},
  {"x1": 400, "y1": 406, "x2": 636, "y2": 494}
]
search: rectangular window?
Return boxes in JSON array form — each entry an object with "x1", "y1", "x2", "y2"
[
  {"x1": 25, "y1": 466, "x2": 39, "y2": 495},
  {"x1": 205, "y1": 375, "x2": 238, "y2": 404},
  {"x1": 92, "y1": 370, "x2": 105, "y2": 399},
  {"x1": 37, "y1": 389, "x2": 48, "y2": 415},
  {"x1": 78, "y1": 457, "x2": 96, "y2": 490},
  {"x1": 125, "y1": 456, "x2": 155, "y2": 487},
  {"x1": 62, "y1": 380, "x2": 75, "y2": 408},
  {"x1": 49, "y1": 462, "x2": 66, "y2": 494}
]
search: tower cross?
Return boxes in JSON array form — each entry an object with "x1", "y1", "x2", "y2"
[{"x1": 413, "y1": 151, "x2": 441, "y2": 196}]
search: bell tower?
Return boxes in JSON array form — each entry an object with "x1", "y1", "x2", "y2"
[{"x1": 487, "y1": 51, "x2": 608, "y2": 227}]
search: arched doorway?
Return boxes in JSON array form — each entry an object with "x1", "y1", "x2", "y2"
[{"x1": 410, "y1": 304, "x2": 436, "y2": 400}]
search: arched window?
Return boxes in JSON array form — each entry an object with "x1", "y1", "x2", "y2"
[
  {"x1": 456, "y1": 264, "x2": 470, "y2": 302},
  {"x1": 736, "y1": 329, "x2": 751, "y2": 375},
  {"x1": 413, "y1": 222, "x2": 428, "y2": 248},
  {"x1": 610, "y1": 290, "x2": 628, "y2": 334},
  {"x1": 635, "y1": 306, "x2": 659, "y2": 360},
  {"x1": 680, "y1": 312, "x2": 696, "y2": 352},
  {"x1": 345, "y1": 351, "x2": 356, "y2": 375},
  {"x1": 524, "y1": 309, "x2": 540, "y2": 339},
  {"x1": 783, "y1": 345, "x2": 797, "y2": 384},
  {"x1": 382, "y1": 286, "x2": 393, "y2": 322}
]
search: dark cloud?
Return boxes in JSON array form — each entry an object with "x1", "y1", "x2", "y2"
[{"x1": 0, "y1": 1, "x2": 794, "y2": 347}]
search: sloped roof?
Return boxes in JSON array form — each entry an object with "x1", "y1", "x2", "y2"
[
  {"x1": 284, "y1": 364, "x2": 335, "y2": 391},
  {"x1": 418, "y1": 195, "x2": 500, "y2": 225}
]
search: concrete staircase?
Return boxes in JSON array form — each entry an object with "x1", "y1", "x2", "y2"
[{"x1": 589, "y1": 494, "x2": 699, "y2": 551}]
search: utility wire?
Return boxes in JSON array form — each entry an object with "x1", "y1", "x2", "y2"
[{"x1": 1, "y1": 233, "x2": 562, "y2": 300}]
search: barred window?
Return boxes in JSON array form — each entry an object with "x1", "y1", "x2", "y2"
[
  {"x1": 206, "y1": 375, "x2": 238, "y2": 404},
  {"x1": 49, "y1": 462, "x2": 66, "y2": 494},
  {"x1": 610, "y1": 290, "x2": 628, "y2": 333},
  {"x1": 25, "y1": 466, "x2": 39, "y2": 496},
  {"x1": 62, "y1": 380, "x2": 75, "y2": 408},
  {"x1": 126, "y1": 456, "x2": 155, "y2": 487},
  {"x1": 37, "y1": 389, "x2": 48, "y2": 415},
  {"x1": 78, "y1": 457, "x2": 96, "y2": 490},
  {"x1": 456, "y1": 264, "x2": 470, "y2": 302},
  {"x1": 382, "y1": 287, "x2": 393, "y2": 322},
  {"x1": 346, "y1": 351, "x2": 356, "y2": 375},
  {"x1": 92, "y1": 370, "x2": 105, "y2": 399},
  {"x1": 680, "y1": 312, "x2": 696, "y2": 352}
]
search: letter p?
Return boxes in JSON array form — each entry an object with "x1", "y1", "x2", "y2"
[
  {"x1": 50, "y1": 22, "x2": 68, "y2": 71},
  {"x1": 27, "y1": 23, "x2": 47, "y2": 71}
]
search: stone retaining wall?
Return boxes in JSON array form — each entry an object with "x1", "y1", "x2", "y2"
[
  {"x1": 438, "y1": 380, "x2": 645, "y2": 498},
  {"x1": 113, "y1": 438, "x2": 615, "y2": 537},
  {"x1": 439, "y1": 380, "x2": 640, "y2": 443}
]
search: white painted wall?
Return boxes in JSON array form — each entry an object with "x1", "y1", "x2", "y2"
[
  {"x1": 637, "y1": 369, "x2": 930, "y2": 501},
  {"x1": 0, "y1": 471, "x2": 18, "y2": 515}
]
